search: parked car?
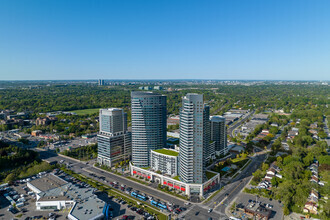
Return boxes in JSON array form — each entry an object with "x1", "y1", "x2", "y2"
[{"x1": 266, "y1": 204, "x2": 273, "y2": 209}]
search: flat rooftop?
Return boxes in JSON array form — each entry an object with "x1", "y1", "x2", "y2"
[
  {"x1": 153, "y1": 148, "x2": 179, "y2": 156},
  {"x1": 69, "y1": 195, "x2": 105, "y2": 220},
  {"x1": 28, "y1": 174, "x2": 67, "y2": 192},
  {"x1": 38, "y1": 183, "x2": 95, "y2": 202}
]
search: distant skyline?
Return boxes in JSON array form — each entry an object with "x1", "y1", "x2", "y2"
[{"x1": 1, "y1": 0, "x2": 329, "y2": 81}]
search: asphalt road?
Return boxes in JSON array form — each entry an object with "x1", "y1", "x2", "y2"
[
  {"x1": 179, "y1": 153, "x2": 267, "y2": 219},
  {"x1": 207, "y1": 154, "x2": 266, "y2": 209},
  {"x1": 37, "y1": 146, "x2": 266, "y2": 219},
  {"x1": 228, "y1": 110, "x2": 255, "y2": 137},
  {"x1": 37, "y1": 150, "x2": 186, "y2": 210}
]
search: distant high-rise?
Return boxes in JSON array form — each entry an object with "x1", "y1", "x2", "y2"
[
  {"x1": 98, "y1": 79, "x2": 105, "y2": 86},
  {"x1": 131, "y1": 91, "x2": 167, "y2": 167},
  {"x1": 210, "y1": 116, "x2": 227, "y2": 155},
  {"x1": 97, "y1": 108, "x2": 131, "y2": 167},
  {"x1": 179, "y1": 93, "x2": 208, "y2": 184}
]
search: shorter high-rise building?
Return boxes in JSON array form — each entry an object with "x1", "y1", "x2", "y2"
[
  {"x1": 97, "y1": 108, "x2": 131, "y2": 167},
  {"x1": 98, "y1": 79, "x2": 105, "y2": 86},
  {"x1": 203, "y1": 105, "x2": 215, "y2": 163},
  {"x1": 151, "y1": 149, "x2": 178, "y2": 176},
  {"x1": 210, "y1": 116, "x2": 227, "y2": 155}
]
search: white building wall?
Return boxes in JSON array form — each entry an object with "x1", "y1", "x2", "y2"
[
  {"x1": 27, "y1": 182, "x2": 42, "y2": 194},
  {"x1": 36, "y1": 200, "x2": 74, "y2": 210}
]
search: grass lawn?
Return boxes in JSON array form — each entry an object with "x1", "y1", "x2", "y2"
[
  {"x1": 231, "y1": 157, "x2": 247, "y2": 163},
  {"x1": 172, "y1": 176, "x2": 180, "y2": 181},
  {"x1": 69, "y1": 108, "x2": 100, "y2": 115},
  {"x1": 205, "y1": 171, "x2": 217, "y2": 179},
  {"x1": 153, "y1": 148, "x2": 179, "y2": 156}
]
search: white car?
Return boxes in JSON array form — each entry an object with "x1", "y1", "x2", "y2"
[{"x1": 266, "y1": 204, "x2": 273, "y2": 209}]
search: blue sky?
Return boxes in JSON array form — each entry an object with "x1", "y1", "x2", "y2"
[{"x1": 0, "y1": 0, "x2": 329, "y2": 80}]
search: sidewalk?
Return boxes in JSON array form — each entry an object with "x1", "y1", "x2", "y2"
[
  {"x1": 225, "y1": 176, "x2": 254, "y2": 218},
  {"x1": 91, "y1": 164, "x2": 190, "y2": 203}
]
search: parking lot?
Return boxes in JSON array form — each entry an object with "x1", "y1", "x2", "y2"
[
  {"x1": 0, "y1": 169, "x2": 148, "y2": 220},
  {"x1": 49, "y1": 136, "x2": 97, "y2": 152},
  {"x1": 231, "y1": 192, "x2": 284, "y2": 220},
  {"x1": 0, "y1": 180, "x2": 68, "y2": 220}
]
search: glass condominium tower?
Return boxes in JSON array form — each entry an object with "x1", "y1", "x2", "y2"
[
  {"x1": 131, "y1": 91, "x2": 167, "y2": 167},
  {"x1": 179, "y1": 93, "x2": 207, "y2": 184},
  {"x1": 97, "y1": 108, "x2": 131, "y2": 167},
  {"x1": 210, "y1": 116, "x2": 227, "y2": 155}
]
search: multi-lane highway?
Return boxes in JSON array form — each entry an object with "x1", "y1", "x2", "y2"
[
  {"x1": 178, "y1": 152, "x2": 267, "y2": 220},
  {"x1": 38, "y1": 149, "x2": 186, "y2": 208},
  {"x1": 37, "y1": 142, "x2": 267, "y2": 220}
]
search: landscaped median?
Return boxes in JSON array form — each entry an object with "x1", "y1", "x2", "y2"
[
  {"x1": 60, "y1": 167, "x2": 169, "y2": 220},
  {"x1": 157, "y1": 184, "x2": 189, "y2": 200},
  {"x1": 202, "y1": 186, "x2": 224, "y2": 204},
  {"x1": 230, "y1": 159, "x2": 252, "y2": 180},
  {"x1": 96, "y1": 163, "x2": 189, "y2": 201}
]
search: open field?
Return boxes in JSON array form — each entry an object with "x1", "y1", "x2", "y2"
[{"x1": 69, "y1": 108, "x2": 100, "y2": 115}]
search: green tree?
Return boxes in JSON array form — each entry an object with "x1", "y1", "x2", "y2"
[
  {"x1": 271, "y1": 177, "x2": 278, "y2": 187},
  {"x1": 5, "y1": 173, "x2": 16, "y2": 184},
  {"x1": 262, "y1": 163, "x2": 269, "y2": 171},
  {"x1": 252, "y1": 169, "x2": 264, "y2": 183},
  {"x1": 283, "y1": 205, "x2": 290, "y2": 215}
]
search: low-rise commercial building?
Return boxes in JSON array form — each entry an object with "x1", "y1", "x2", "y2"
[
  {"x1": 244, "y1": 203, "x2": 271, "y2": 220},
  {"x1": 27, "y1": 174, "x2": 109, "y2": 220}
]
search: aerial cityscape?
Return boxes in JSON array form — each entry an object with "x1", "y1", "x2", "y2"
[{"x1": 0, "y1": 1, "x2": 329, "y2": 220}]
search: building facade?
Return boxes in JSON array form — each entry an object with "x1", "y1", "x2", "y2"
[
  {"x1": 98, "y1": 79, "x2": 105, "y2": 86},
  {"x1": 210, "y1": 116, "x2": 228, "y2": 155},
  {"x1": 203, "y1": 105, "x2": 214, "y2": 162},
  {"x1": 131, "y1": 92, "x2": 167, "y2": 167},
  {"x1": 97, "y1": 108, "x2": 131, "y2": 167},
  {"x1": 179, "y1": 93, "x2": 206, "y2": 184},
  {"x1": 151, "y1": 149, "x2": 178, "y2": 176},
  {"x1": 130, "y1": 164, "x2": 219, "y2": 198}
]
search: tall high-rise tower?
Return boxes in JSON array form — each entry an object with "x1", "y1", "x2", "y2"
[
  {"x1": 131, "y1": 91, "x2": 167, "y2": 167},
  {"x1": 210, "y1": 116, "x2": 227, "y2": 155},
  {"x1": 97, "y1": 108, "x2": 131, "y2": 167},
  {"x1": 179, "y1": 93, "x2": 208, "y2": 184}
]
